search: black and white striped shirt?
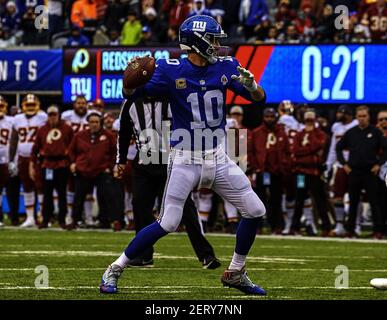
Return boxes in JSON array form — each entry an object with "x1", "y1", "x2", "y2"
[{"x1": 116, "y1": 98, "x2": 171, "y2": 164}]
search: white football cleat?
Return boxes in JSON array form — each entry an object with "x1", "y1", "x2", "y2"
[
  {"x1": 332, "y1": 224, "x2": 346, "y2": 237},
  {"x1": 0, "y1": 221, "x2": 4, "y2": 227},
  {"x1": 370, "y1": 278, "x2": 387, "y2": 290},
  {"x1": 20, "y1": 218, "x2": 36, "y2": 228}
]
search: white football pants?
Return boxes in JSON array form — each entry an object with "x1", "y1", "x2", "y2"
[{"x1": 158, "y1": 147, "x2": 266, "y2": 232}]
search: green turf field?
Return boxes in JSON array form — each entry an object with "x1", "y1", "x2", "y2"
[{"x1": 0, "y1": 227, "x2": 386, "y2": 300}]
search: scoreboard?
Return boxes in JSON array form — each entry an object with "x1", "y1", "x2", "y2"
[
  {"x1": 63, "y1": 45, "x2": 387, "y2": 105},
  {"x1": 228, "y1": 44, "x2": 387, "y2": 105},
  {"x1": 62, "y1": 47, "x2": 185, "y2": 104}
]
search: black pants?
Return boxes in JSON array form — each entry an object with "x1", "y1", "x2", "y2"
[
  {"x1": 6, "y1": 176, "x2": 20, "y2": 224},
  {"x1": 41, "y1": 167, "x2": 68, "y2": 224},
  {"x1": 72, "y1": 172, "x2": 121, "y2": 225},
  {"x1": 254, "y1": 173, "x2": 283, "y2": 231},
  {"x1": 132, "y1": 161, "x2": 215, "y2": 262},
  {"x1": 347, "y1": 171, "x2": 383, "y2": 233},
  {"x1": 291, "y1": 174, "x2": 331, "y2": 232}
]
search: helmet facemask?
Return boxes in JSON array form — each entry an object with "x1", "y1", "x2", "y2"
[
  {"x1": 22, "y1": 94, "x2": 40, "y2": 116},
  {"x1": 181, "y1": 30, "x2": 228, "y2": 64}
]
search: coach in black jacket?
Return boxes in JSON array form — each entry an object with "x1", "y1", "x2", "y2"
[
  {"x1": 337, "y1": 105, "x2": 387, "y2": 239},
  {"x1": 114, "y1": 96, "x2": 221, "y2": 268}
]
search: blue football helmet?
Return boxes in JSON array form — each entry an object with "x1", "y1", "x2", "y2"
[{"x1": 179, "y1": 15, "x2": 227, "y2": 63}]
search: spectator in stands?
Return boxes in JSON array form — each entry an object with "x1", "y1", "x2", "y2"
[
  {"x1": 264, "y1": 26, "x2": 280, "y2": 43},
  {"x1": 294, "y1": 2, "x2": 316, "y2": 42},
  {"x1": 189, "y1": 0, "x2": 212, "y2": 18},
  {"x1": 249, "y1": 107, "x2": 291, "y2": 234},
  {"x1": 68, "y1": 112, "x2": 119, "y2": 230},
  {"x1": 0, "y1": 0, "x2": 6, "y2": 17},
  {"x1": 108, "y1": 29, "x2": 120, "y2": 45},
  {"x1": 336, "y1": 105, "x2": 386, "y2": 239},
  {"x1": 275, "y1": 0, "x2": 296, "y2": 34},
  {"x1": 138, "y1": 25, "x2": 155, "y2": 45},
  {"x1": 240, "y1": 0, "x2": 269, "y2": 40},
  {"x1": 71, "y1": 0, "x2": 98, "y2": 29},
  {"x1": 222, "y1": 0, "x2": 241, "y2": 39},
  {"x1": 120, "y1": 10, "x2": 142, "y2": 45},
  {"x1": 315, "y1": 4, "x2": 335, "y2": 42},
  {"x1": 166, "y1": 24, "x2": 179, "y2": 45},
  {"x1": 361, "y1": 0, "x2": 387, "y2": 42},
  {"x1": 352, "y1": 23, "x2": 371, "y2": 42},
  {"x1": 0, "y1": 26, "x2": 16, "y2": 47},
  {"x1": 103, "y1": 0, "x2": 128, "y2": 33},
  {"x1": 67, "y1": 25, "x2": 90, "y2": 46},
  {"x1": 206, "y1": 0, "x2": 225, "y2": 24},
  {"x1": 280, "y1": 23, "x2": 301, "y2": 43},
  {"x1": 253, "y1": 16, "x2": 272, "y2": 42},
  {"x1": 20, "y1": 6, "x2": 38, "y2": 45},
  {"x1": 48, "y1": 0, "x2": 65, "y2": 38},
  {"x1": 1, "y1": 1, "x2": 21, "y2": 33},
  {"x1": 291, "y1": 109, "x2": 331, "y2": 236},
  {"x1": 141, "y1": 6, "x2": 167, "y2": 42},
  {"x1": 162, "y1": 0, "x2": 191, "y2": 28}
]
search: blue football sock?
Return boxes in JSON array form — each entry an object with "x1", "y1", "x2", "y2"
[
  {"x1": 235, "y1": 217, "x2": 260, "y2": 255},
  {"x1": 124, "y1": 221, "x2": 168, "y2": 259}
]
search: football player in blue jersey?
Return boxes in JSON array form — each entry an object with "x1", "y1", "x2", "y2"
[{"x1": 100, "y1": 15, "x2": 268, "y2": 295}]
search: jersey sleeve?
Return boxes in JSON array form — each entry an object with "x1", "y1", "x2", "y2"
[
  {"x1": 227, "y1": 57, "x2": 265, "y2": 103},
  {"x1": 123, "y1": 59, "x2": 170, "y2": 101}
]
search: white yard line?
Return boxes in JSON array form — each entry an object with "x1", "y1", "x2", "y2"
[
  {"x1": 1, "y1": 267, "x2": 387, "y2": 273},
  {"x1": 0, "y1": 285, "x2": 374, "y2": 291},
  {"x1": 3, "y1": 226, "x2": 387, "y2": 244}
]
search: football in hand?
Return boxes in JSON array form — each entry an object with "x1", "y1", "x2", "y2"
[{"x1": 123, "y1": 56, "x2": 156, "y2": 89}]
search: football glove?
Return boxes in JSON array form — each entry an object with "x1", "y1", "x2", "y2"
[{"x1": 231, "y1": 66, "x2": 258, "y2": 92}]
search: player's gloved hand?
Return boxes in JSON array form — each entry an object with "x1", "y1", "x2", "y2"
[
  {"x1": 231, "y1": 66, "x2": 258, "y2": 92},
  {"x1": 8, "y1": 161, "x2": 18, "y2": 177}
]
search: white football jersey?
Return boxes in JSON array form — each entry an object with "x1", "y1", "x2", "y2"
[
  {"x1": 62, "y1": 109, "x2": 90, "y2": 134},
  {"x1": 0, "y1": 115, "x2": 14, "y2": 164},
  {"x1": 13, "y1": 111, "x2": 47, "y2": 157},
  {"x1": 326, "y1": 119, "x2": 358, "y2": 170}
]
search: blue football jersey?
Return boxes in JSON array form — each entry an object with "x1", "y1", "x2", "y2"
[{"x1": 130, "y1": 57, "x2": 254, "y2": 151}]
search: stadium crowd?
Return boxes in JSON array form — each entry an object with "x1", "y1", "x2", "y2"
[
  {"x1": 0, "y1": 94, "x2": 386, "y2": 239},
  {"x1": 0, "y1": 0, "x2": 386, "y2": 48}
]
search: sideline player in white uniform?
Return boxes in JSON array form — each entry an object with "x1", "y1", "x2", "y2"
[
  {"x1": 0, "y1": 96, "x2": 13, "y2": 227},
  {"x1": 62, "y1": 95, "x2": 94, "y2": 225},
  {"x1": 9, "y1": 94, "x2": 47, "y2": 227},
  {"x1": 326, "y1": 105, "x2": 358, "y2": 236},
  {"x1": 100, "y1": 15, "x2": 267, "y2": 295}
]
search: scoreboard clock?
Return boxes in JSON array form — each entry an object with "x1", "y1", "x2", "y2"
[{"x1": 228, "y1": 44, "x2": 387, "y2": 105}]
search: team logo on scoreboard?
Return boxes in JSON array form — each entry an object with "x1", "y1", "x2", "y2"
[{"x1": 72, "y1": 49, "x2": 90, "y2": 73}]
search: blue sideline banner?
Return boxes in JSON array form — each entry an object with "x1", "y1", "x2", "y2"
[{"x1": 0, "y1": 50, "x2": 62, "y2": 91}]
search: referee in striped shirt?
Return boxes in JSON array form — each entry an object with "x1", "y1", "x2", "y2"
[{"x1": 114, "y1": 96, "x2": 220, "y2": 269}]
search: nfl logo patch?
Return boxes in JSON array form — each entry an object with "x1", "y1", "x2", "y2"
[
  {"x1": 221, "y1": 75, "x2": 228, "y2": 85},
  {"x1": 176, "y1": 78, "x2": 187, "y2": 89}
]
